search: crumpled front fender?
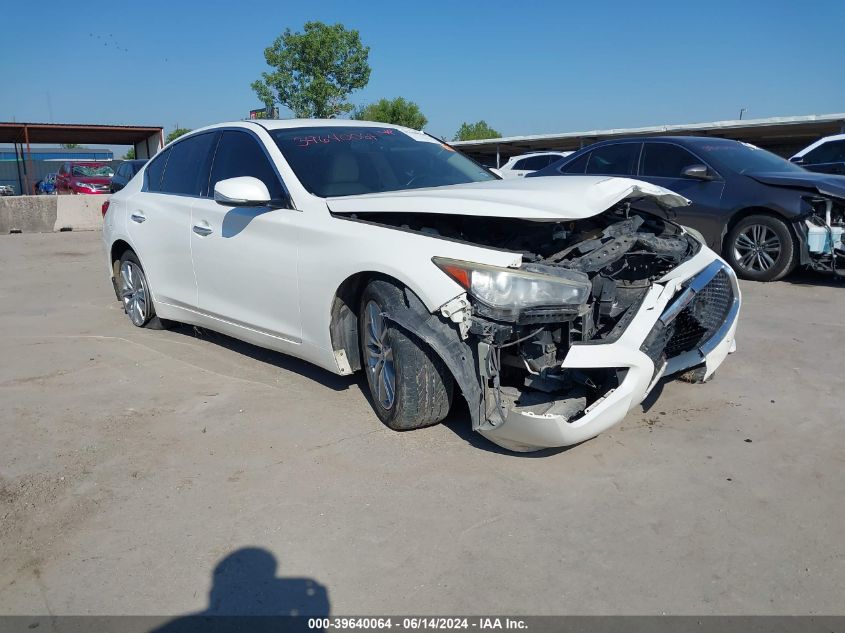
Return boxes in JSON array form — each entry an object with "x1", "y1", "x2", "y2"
[{"x1": 381, "y1": 289, "x2": 485, "y2": 428}]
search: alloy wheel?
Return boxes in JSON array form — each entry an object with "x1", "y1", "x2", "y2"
[
  {"x1": 363, "y1": 300, "x2": 396, "y2": 410},
  {"x1": 733, "y1": 224, "x2": 781, "y2": 274},
  {"x1": 119, "y1": 260, "x2": 149, "y2": 326}
]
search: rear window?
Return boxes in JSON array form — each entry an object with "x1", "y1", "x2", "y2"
[
  {"x1": 144, "y1": 148, "x2": 171, "y2": 192},
  {"x1": 585, "y1": 143, "x2": 641, "y2": 176},
  {"x1": 561, "y1": 152, "x2": 589, "y2": 174}
]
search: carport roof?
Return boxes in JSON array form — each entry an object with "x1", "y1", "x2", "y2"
[
  {"x1": 0, "y1": 122, "x2": 163, "y2": 145},
  {"x1": 452, "y1": 113, "x2": 845, "y2": 158}
]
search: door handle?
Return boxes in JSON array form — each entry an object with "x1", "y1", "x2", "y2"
[
  {"x1": 130, "y1": 211, "x2": 146, "y2": 223},
  {"x1": 192, "y1": 222, "x2": 212, "y2": 237}
]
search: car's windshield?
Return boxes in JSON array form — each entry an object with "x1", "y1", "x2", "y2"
[
  {"x1": 72, "y1": 164, "x2": 114, "y2": 177},
  {"x1": 698, "y1": 142, "x2": 806, "y2": 174},
  {"x1": 270, "y1": 126, "x2": 496, "y2": 197}
]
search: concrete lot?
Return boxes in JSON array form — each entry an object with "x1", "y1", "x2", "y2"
[{"x1": 0, "y1": 231, "x2": 843, "y2": 616}]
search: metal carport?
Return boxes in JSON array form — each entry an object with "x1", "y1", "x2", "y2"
[{"x1": 0, "y1": 122, "x2": 163, "y2": 195}]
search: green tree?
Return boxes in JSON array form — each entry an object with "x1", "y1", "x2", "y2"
[
  {"x1": 453, "y1": 120, "x2": 501, "y2": 141},
  {"x1": 353, "y1": 97, "x2": 427, "y2": 129},
  {"x1": 252, "y1": 21, "x2": 371, "y2": 119},
  {"x1": 166, "y1": 128, "x2": 192, "y2": 144},
  {"x1": 123, "y1": 147, "x2": 136, "y2": 160},
  {"x1": 61, "y1": 143, "x2": 83, "y2": 149}
]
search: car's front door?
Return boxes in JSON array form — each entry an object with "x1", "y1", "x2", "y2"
[
  {"x1": 633, "y1": 142, "x2": 727, "y2": 249},
  {"x1": 127, "y1": 132, "x2": 217, "y2": 311},
  {"x1": 190, "y1": 129, "x2": 302, "y2": 344}
]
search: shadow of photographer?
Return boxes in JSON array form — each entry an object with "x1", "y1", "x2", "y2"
[{"x1": 150, "y1": 547, "x2": 329, "y2": 633}]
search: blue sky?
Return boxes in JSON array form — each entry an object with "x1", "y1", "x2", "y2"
[{"x1": 1, "y1": 0, "x2": 843, "y2": 146}]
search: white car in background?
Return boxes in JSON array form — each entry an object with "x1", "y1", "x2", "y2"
[
  {"x1": 498, "y1": 151, "x2": 572, "y2": 178},
  {"x1": 790, "y1": 133, "x2": 845, "y2": 175},
  {"x1": 103, "y1": 119, "x2": 740, "y2": 452}
]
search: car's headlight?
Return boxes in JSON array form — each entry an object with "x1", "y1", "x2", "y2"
[
  {"x1": 433, "y1": 256, "x2": 590, "y2": 321},
  {"x1": 74, "y1": 181, "x2": 94, "y2": 189}
]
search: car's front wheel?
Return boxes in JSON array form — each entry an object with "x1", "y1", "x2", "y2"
[
  {"x1": 725, "y1": 214, "x2": 796, "y2": 281},
  {"x1": 359, "y1": 279, "x2": 453, "y2": 431}
]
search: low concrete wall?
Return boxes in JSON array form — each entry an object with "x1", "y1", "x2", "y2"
[{"x1": 0, "y1": 195, "x2": 105, "y2": 233}]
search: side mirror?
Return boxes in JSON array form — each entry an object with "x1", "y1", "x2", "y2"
[
  {"x1": 789, "y1": 156, "x2": 804, "y2": 164},
  {"x1": 682, "y1": 164, "x2": 713, "y2": 180},
  {"x1": 214, "y1": 176, "x2": 271, "y2": 207},
  {"x1": 489, "y1": 168, "x2": 503, "y2": 178}
]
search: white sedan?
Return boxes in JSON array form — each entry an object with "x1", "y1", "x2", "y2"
[{"x1": 102, "y1": 119, "x2": 740, "y2": 452}]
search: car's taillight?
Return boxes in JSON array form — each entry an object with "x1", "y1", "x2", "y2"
[{"x1": 101, "y1": 200, "x2": 110, "y2": 217}]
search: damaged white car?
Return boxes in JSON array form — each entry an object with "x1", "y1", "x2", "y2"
[{"x1": 103, "y1": 120, "x2": 741, "y2": 452}]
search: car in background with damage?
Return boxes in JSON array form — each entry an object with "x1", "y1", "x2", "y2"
[
  {"x1": 530, "y1": 136, "x2": 845, "y2": 281},
  {"x1": 102, "y1": 120, "x2": 740, "y2": 452},
  {"x1": 56, "y1": 161, "x2": 115, "y2": 194}
]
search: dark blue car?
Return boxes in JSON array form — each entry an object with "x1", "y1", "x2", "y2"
[{"x1": 529, "y1": 136, "x2": 845, "y2": 281}]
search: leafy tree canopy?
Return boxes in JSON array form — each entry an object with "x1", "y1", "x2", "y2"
[
  {"x1": 353, "y1": 97, "x2": 427, "y2": 130},
  {"x1": 252, "y1": 21, "x2": 371, "y2": 119},
  {"x1": 453, "y1": 120, "x2": 501, "y2": 141},
  {"x1": 166, "y1": 128, "x2": 192, "y2": 144},
  {"x1": 60, "y1": 143, "x2": 83, "y2": 149},
  {"x1": 123, "y1": 147, "x2": 136, "y2": 160}
]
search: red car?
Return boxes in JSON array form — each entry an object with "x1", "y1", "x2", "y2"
[{"x1": 55, "y1": 162, "x2": 115, "y2": 194}]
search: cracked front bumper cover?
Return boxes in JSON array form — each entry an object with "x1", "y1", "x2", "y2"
[{"x1": 478, "y1": 258, "x2": 741, "y2": 452}]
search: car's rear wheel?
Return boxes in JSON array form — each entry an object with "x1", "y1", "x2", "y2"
[
  {"x1": 725, "y1": 214, "x2": 796, "y2": 281},
  {"x1": 359, "y1": 279, "x2": 453, "y2": 431},
  {"x1": 117, "y1": 251, "x2": 171, "y2": 329}
]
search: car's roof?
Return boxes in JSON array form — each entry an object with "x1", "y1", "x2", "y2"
[
  {"x1": 195, "y1": 119, "x2": 416, "y2": 133},
  {"x1": 586, "y1": 135, "x2": 737, "y2": 147}
]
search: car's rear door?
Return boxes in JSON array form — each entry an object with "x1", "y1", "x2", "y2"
[
  {"x1": 127, "y1": 132, "x2": 217, "y2": 311},
  {"x1": 190, "y1": 129, "x2": 302, "y2": 344},
  {"x1": 635, "y1": 142, "x2": 726, "y2": 248}
]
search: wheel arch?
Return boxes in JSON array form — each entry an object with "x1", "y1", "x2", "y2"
[
  {"x1": 330, "y1": 271, "x2": 427, "y2": 373},
  {"x1": 109, "y1": 239, "x2": 135, "y2": 299}
]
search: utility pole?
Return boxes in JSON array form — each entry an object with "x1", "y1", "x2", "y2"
[{"x1": 739, "y1": 108, "x2": 747, "y2": 120}]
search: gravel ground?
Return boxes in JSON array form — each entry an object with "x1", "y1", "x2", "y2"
[{"x1": 0, "y1": 231, "x2": 843, "y2": 616}]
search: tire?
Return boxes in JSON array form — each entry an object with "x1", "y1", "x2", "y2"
[
  {"x1": 725, "y1": 214, "x2": 796, "y2": 282},
  {"x1": 359, "y1": 279, "x2": 453, "y2": 431},
  {"x1": 117, "y1": 251, "x2": 172, "y2": 330}
]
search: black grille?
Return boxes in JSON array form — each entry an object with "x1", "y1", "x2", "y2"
[{"x1": 641, "y1": 269, "x2": 734, "y2": 364}]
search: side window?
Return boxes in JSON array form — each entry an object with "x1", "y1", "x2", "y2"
[
  {"x1": 805, "y1": 140, "x2": 845, "y2": 164},
  {"x1": 117, "y1": 164, "x2": 128, "y2": 178},
  {"x1": 640, "y1": 143, "x2": 702, "y2": 178},
  {"x1": 209, "y1": 131, "x2": 283, "y2": 199},
  {"x1": 522, "y1": 155, "x2": 554, "y2": 170},
  {"x1": 145, "y1": 148, "x2": 171, "y2": 193},
  {"x1": 561, "y1": 152, "x2": 589, "y2": 174},
  {"x1": 586, "y1": 143, "x2": 641, "y2": 176},
  {"x1": 159, "y1": 133, "x2": 217, "y2": 196},
  {"x1": 512, "y1": 158, "x2": 531, "y2": 170}
]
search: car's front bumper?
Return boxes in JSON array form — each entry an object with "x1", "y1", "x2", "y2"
[{"x1": 479, "y1": 254, "x2": 741, "y2": 452}]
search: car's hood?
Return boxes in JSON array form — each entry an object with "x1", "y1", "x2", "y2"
[
  {"x1": 747, "y1": 171, "x2": 845, "y2": 200},
  {"x1": 326, "y1": 176, "x2": 690, "y2": 220}
]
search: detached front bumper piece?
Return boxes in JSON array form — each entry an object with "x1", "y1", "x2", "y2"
[{"x1": 479, "y1": 259, "x2": 741, "y2": 452}]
